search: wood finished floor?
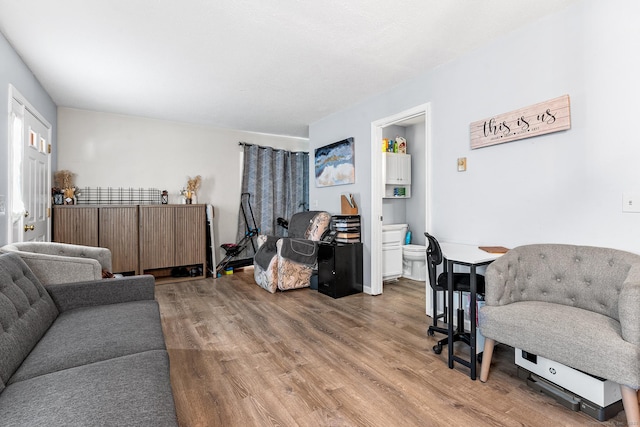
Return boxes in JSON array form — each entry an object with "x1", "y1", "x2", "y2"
[{"x1": 156, "y1": 269, "x2": 628, "y2": 427}]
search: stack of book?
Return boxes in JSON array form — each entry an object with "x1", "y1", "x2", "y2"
[{"x1": 331, "y1": 215, "x2": 361, "y2": 243}]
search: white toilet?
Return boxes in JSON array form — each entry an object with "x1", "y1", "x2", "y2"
[
  {"x1": 382, "y1": 224, "x2": 428, "y2": 281},
  {"x1": 402, "y1": 244, "x2": 427, "y2": 281}
]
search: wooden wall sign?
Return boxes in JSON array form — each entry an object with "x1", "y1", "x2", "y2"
[{"x1": 470, "y1": 95, "x2": 571, "y2": 149}]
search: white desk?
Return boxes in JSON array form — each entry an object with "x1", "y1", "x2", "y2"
[{"x1": 439, "y1": 242, "x2": 502, "y2": 380}]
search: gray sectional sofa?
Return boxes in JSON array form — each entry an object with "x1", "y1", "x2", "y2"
[{"x1": 0, "y1": 252, "x2": 178, "y2": 426}]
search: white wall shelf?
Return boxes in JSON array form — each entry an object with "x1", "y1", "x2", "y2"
[{"x1": 383, "y1": 152, "x2": 411, "y2": 198}]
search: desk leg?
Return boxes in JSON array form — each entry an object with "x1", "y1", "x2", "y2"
[
  {"x1": 469, "y1": 265, "x2": 477, "y2": 380},
  {"x1": 447, "y1": 259, "x2": 454, "y2": 369}
]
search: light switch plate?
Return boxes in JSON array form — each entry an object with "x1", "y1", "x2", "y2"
[
  {"x1": 622, "y1": 193, "x2": 640, "y2": 213},
  {"x1": 457, "y1": 157, "x2": 467, "y2": 172}
]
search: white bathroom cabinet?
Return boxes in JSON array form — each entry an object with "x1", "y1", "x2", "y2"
[
  {"x1": 383, "y1": 153, "x2": 411, "y2": 198},
  {"x1": 381, "y1": 224, "x2": 406, "y2": 280}
]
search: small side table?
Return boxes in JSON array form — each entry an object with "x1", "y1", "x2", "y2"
[
  {"x1": 439, "y1": 243, "x2": 502, "y2": 380},
  {"x1": 317, "y1": 242, "x2": 363, "y2": 298}
]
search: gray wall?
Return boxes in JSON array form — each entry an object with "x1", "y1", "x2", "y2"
[
  {"x1": 0, "y1": 32, "x2": 57, "y2": 245},
  {"x1": 309, "y1": 0, "x2": 640, "y2": 289},
  {"x1": 404, "y1": 122, "x2": 426, "y2": 246}
]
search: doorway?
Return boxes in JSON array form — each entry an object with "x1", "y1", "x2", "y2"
[
  {"x1": 8, "y1": 85, "x2": 52, "y2": 243},
  {"x1": 369, "y1": 104, "x2": 431, "y2": 295}
]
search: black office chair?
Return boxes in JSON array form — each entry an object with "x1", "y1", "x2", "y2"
[{"x1": 424, "y1": 232, "x2": 485, "y2": 354}]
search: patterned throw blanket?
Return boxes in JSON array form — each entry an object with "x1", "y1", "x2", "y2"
[{"x1": 254, "y1": 236, "x2": 318, "y2": 270}]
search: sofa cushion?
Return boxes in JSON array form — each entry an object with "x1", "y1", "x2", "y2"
[
  {"x1": 0, "y1": 253, "x2": 58, "y2": 392},
  {"x1": 0, "y1": 350, "x2": 177, "y2": 427},
  {"x1": 9, "y1": 300, "x2": 166, "y2": 384},
  {"x1": 480, "y1": 300, "x2": 640, "y2": 387},
  {"x1": 46, "y1": 275, "x2": 156, "y2": 313}
]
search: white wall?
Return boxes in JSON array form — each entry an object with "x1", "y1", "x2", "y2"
[
  {"x1": 309, "y1": 0, "x2": 640, "y2": 291},
  {"x1": 57, "y1": 108, "x2": 308, "y2": 258}
]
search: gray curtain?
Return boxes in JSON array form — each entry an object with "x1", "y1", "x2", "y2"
[{"x1": 237, "y1": 144, "x2": 309, "y2": 255}]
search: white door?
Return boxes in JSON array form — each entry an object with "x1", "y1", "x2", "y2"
[
  {"x1": 398, "y1": 154, "x2": 411, "y2": 183},
  {"x1": 385, "y1": 153, "x2": 412, "y2": 184},
  {"x1": 23, "y1": 110, "x2": 51, "y2": 242},
  {"x1": 385, "y1": 153, "x2": 400, "y2": 183},
  {"x1": 9, "y1": 86, "x2": 52, "y2": 243}
]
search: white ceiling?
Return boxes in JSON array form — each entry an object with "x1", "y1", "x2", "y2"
[{"x1": 0, "y1": 0, "x2": 577, "y2": 138}]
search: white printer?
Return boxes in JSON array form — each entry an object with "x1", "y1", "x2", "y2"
[{"x1": 515, "y1": 348, "x2": 623, "y2": 421}]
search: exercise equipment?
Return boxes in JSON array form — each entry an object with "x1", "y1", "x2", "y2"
[{"x1": 216, "y1": 193, "x2": 259, "y2": 276}]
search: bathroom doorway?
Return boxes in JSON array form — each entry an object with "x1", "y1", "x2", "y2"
[{"x1": 369, "y1": 104, "x2": 431, "y2": 295}]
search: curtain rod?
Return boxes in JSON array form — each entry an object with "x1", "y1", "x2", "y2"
[{"x1": 238, "y1": 141, "x2": 308, "y2": 155}]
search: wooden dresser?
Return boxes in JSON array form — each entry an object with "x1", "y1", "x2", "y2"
[{"x1": 53, "y1": 204, "x2": 206, "y2": 282}]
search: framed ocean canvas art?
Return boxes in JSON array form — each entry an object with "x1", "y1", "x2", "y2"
[{"x1": 314, "y1": 137, "x2": 355, "y2": 187}]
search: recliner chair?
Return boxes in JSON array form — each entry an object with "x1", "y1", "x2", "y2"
[
  {"x1": 253, "y1": 211, "x2": 331, "y2": 293},
  {"x1": 424, "y1": 232, "x2": 485, "y2": 354}
]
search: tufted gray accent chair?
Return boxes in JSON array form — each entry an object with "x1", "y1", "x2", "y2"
[
  {"x1": 478, "y1": 244, "x2": 640, "y2": 425},
  {"x1": 0, "y1": 242, "x2": 112, "y2": 285}
]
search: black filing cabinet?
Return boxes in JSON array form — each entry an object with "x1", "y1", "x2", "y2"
[{"x1": 317, "y1": 242, "x2": 363, "y2": 298}]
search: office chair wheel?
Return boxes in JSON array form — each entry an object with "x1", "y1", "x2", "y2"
[
  {"x1": 433, "y1": 343, "x2": 442, "y2": 354},
  {"x1": 427, "y1": 329, "x2": 435, "y2": 337}
]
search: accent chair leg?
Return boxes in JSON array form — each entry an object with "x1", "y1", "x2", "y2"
[
  {"x1": 479, "y1": 338, "x2": 495, "y2": 383},
  {"x1": 621, "y1": 384, "x2": 640, "y2": 427}
]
